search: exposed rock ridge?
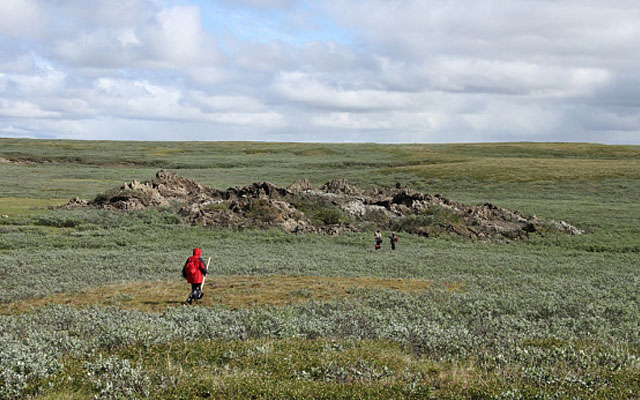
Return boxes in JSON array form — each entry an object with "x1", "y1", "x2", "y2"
[{"x1": 64, "y1": 170, "x2": 583, "y2": 241}]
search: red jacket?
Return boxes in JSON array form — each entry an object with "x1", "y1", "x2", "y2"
[{"x1": 184, "y1": 248, "x2": 207, "y2": 284}]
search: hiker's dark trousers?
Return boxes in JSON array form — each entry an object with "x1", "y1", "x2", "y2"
[
  {"x1": 191, "y1": 283, "x2": 201, "y2": 294},
  {"x1": 189, "y1": 283, "x2": 202, "y2": 301}
]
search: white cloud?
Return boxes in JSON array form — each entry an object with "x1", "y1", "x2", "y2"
[
  {"x1": 323, "y1": 0, "x2": 640, "y2": 66},
  {"x1": 0, "y1": 0, "x2": 44, "y2": 38},
  {"x1": 0, "y1": 99, "x2": 60, "y2": 118},
  {"x1": 230, "y1": 40, "x2": 292, "y2": 72},
  {"x1": 0, "y1": 124, "x2": 35, "y2": 137},
  {"x1": 312, "y1": 112, "x2": 392, "y2": 130},
  {"x1": 206, "y1": 111, "x2": 284, "y2": 127},
  {"x1": 423, "y1": 59, "x2": 611, "y2": 97},
  {"x1": 0, "y1": 0, "x2": 639, "y2": 143},
  {"x1": 299, "y1": 41, "x2": 360, "y2": 72},
  {"x1": 0, "y1": 55, "x2": 38, "y2": 74},
  {"x1": 274, "y1": 71, "x2": 413, "y2": 111},
  {"x1": 461, "y1": 100, "x2": 562, "y2": 137},
  {"x1": 89, "y1": 78, "x2": 284, "y2": 128},
  {"x1": 139, "y1": 5, "x2": 221, "y2": 67},
  {"x1": 0, "y1": 65, "x2": 66, "y2": 95},
  {"x1": 219, "y1": 0, "x2": 298, "y2": 10},
  {"x1": 54, "y1": 31, "x2": 137, "y2": 68},
  {"x1": 49, "y1": 3, "x2": 223, "y2": 69},
  {"x1": 187, "y1": 92, "x2": 266, "y2": 112}
]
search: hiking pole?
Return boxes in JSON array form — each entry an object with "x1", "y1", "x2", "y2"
[{"x1": 201, "y1": 257, "x2": 211, "y2": 292}]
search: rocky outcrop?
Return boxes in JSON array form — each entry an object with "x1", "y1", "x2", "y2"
[
  {"x1": 287, "y1": 179, "x2": 313, "y2": 193},
  {"x1": 321, "y1": 179, "x2": 362, "y2": 196},
  {"x1": 64, "y1": 170, "x2": 583, "y2": 240}
]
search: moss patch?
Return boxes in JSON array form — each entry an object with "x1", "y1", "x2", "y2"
[{"x1": 2, "y1": 275, "x2": 434, "y2": 314}]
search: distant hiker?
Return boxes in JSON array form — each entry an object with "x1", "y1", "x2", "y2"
[
  {"x1": 182, "y1": 248, "x2": 208, "y2": 304},
  {"x1": 389, "y1": 232, "x2": 398, "y2": 250},
  {"x1": 374, "y1": 230, "x2": 383, "y2": 250}
]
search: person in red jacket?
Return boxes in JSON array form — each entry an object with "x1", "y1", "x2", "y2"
[{"x1": 182, "y1": 248, "x2": 208, "y2": 304}]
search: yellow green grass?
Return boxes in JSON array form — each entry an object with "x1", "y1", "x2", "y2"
[
  {"x1": 0, "y1": 197, "x2": 67, "y2": 217},
  {"x1": 389, "y1": 157, "x2": 640, "y2": 182},
  {"x1": 1, "y1": 275, "x2": 437, "y2": 314}
]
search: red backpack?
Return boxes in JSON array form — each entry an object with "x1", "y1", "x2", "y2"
[{"x1": 183, "y1": 256, "x2": 201, "y2": 281}]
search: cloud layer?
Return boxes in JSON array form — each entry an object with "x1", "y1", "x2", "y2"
[{"x1": 0, "y1": 0, "x2": 639, "y2": 143}]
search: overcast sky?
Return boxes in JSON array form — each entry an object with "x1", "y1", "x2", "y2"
[{"x1": 1, "y1": 0, "x2": 639, "y2": 144}]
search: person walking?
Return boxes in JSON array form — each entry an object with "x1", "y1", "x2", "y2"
[
  {"x1": 374, "y1": 230, "x2": 383, "y2": 250},
  {"x1": 389, "y1": 232, "x2": 398, "y2": 250},
  {"x1": 182, "y1": 247, "x2": 208, "y2": 304}
]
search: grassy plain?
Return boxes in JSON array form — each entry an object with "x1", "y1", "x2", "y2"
[{"x1": 0, "y1": 138, "x2": 639, "y2": 399}]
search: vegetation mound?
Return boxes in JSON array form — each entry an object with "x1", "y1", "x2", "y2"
[{"x1": 65, "y1": 170, "x2": 583, "y2": 240}]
